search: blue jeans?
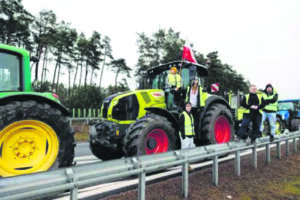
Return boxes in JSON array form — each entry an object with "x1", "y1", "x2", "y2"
[
  {"x1": 260, "y1": 112, "x2": 277, "y2": 136},
  {"x1": 237, "y1": 114, "x2": 262, "y2": 140}
]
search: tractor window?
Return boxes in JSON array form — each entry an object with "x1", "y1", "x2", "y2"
[
  {"x1": 180, "y1": 68, "x2": 189, "y2": 89},
  {"x1": 0, "y1": 52, "x2": 20, "y2": 91},
  {"x1": 278, "y1": 102, "x2": 294, "y2": 111},
  {"x1": 112, "y1": 94, "x2": 139, "y2": 121},
  {"x1": 151, "y1": 71, "x2": 168, "y2": 89}
]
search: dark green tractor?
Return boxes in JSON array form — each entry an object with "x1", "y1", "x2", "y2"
[{"x1": 0, "y1": 44, "x2": 75, "y2": 177}]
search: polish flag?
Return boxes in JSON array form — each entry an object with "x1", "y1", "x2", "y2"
[{"x1": 182, "y1": 45, "x2": 197, "y2": 63}]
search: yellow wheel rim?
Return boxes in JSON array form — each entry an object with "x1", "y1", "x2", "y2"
[{"x1": 0, "y1": 120, "x2": 59, "y2": 177}]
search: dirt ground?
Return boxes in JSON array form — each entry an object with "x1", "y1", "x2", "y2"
[{"x1": 103, "y1": 144, "x2": 300, "y2": 200}]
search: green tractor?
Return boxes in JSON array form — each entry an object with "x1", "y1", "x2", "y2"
[
  {"x1": 0, "y1": 44, "x2": 75, "y2": 177},
  {"x1": 90, "y1": 61, "x2": 234, "y2": 160}
]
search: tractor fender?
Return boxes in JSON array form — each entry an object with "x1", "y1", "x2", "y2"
[
  {"x1": 144, "y1": 107, "x2": 180, "y2": 131},
  {"x1": 0, "y1": 94, "x2": 70, "y2": 116},
  {"x1": 199, "y1": 95, "x2": 231, "y2": 129}
]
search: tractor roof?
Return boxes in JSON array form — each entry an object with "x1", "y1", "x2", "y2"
[
  {"x1": 278, "y1": 99, "x2": 300, "y2": 102},
  {"x1": 145, "y1": 61, "x2": 208, "y2": 77},
  {"x1": 0, "y1": 44, "x2": 29, "y2": 57}
]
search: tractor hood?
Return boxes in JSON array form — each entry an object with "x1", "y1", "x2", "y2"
[{"x1": 100, "y1": 89, "x2": 166, "y2": 123}]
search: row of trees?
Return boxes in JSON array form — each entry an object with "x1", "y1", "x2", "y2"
[
  {"x1": 136, "y1": 29, "x2": 249, "y2": 94},
  {"x1": 1, "y1": 0, "x2": 249, "y2": 109}
]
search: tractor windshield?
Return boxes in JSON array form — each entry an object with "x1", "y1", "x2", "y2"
[
  {"x1": 0, "y1": 52, "x2": 20, "y2": 92},
  {"x1": 151, "y1": 68, "x2": 191, "y2": 90},
  {"x1": 278, "y1": 102, "x2": 294, "y2": 111}
]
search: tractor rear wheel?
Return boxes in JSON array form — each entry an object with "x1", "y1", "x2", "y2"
[
  {"x1": 0, "y1": 101, "x2": 75, "y2": 177},
  {"x1": 123, "y1": 114, "x2": 177, "y2": 157},
  {"x1": 200, "y1": 104, "x2": 234, "y2": 144}
]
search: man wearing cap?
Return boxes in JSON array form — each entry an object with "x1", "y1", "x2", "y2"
[
  {"x1": 260, "y1": 83, "x2": 278, "y2": 142},
  {"x1": 167, "y1": 66, "x2": 181, "y2": 109}
]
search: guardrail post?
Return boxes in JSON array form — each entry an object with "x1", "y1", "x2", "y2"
[
  {"x1": 182, "y1": 162, "x2": 189, "y2": 198},
  {"x1": 266, "y1": 144, "x2": 270, "y2": 164},
  {"x1": 276, "y1": 141, "x2": 281, "y2": 159},
  {"x1": 174, "y1": 151, "x2": 189, "y2": 198},
  {"x1": 212, "y1": 155, "x2": 218, "y2": 186},
  {"x1": 252, "y1": 145, "x2": 257, "y2": 169},
  {"x1": 138, "y1": 164, "x2": 146, "y2": 200},
  {"x1": 293, "y1": 138, "x2": 297, "y2": 152},
  {"x1": 285, "y1": 139, "x2": 289, "y2": 156},
  {"x1": 66, "y1": 168, "x2": 78, "y2": 200},
  {"x1": 235, "y1": 150, "x2": 241, "y2": 176}
]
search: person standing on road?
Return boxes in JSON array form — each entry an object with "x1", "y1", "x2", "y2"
[
  {"x1": 260, "y1": 83, "x2": 278, "y2": 142},
  {"x1": 179, "y1": 102, "x2": 196, "y2": 149},
  {"x1": 179, "y1": 102, "x2": 195, "y2": 171},
  {"x1": 237, "y1": 84, "x2": 266, "y2": 144}
]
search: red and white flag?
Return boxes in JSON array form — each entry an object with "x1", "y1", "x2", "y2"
[
  {"x1": 211, "y1": 83, "x2": 219, "y2": 92},
  {"x1": 182, "y1": 45, "x2": 197, "y2": 63}
]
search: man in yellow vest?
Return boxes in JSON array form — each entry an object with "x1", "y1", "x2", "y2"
[
  {"x1": 260, "y1": 83, "x2": 278, "y2": 142},
  {"x1": 236, "y1": 84, "x2": 266, "y2": 144},
  {"x1": 167, "y1": 66, "x2": 181, "y2": 109},
  {"x1": 179, "y1": 102, "x2": 196, "y2": 149}
]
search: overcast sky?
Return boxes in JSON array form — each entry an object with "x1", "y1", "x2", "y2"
[{"x1": 22, "y1": 0, "x2": 300, "y2": 99}]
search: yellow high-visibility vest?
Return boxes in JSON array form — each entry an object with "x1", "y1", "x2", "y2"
[
  {"x1": 167, "y1": 73, "x2": 181, "y2": 88},
  {"x1": 263, "y1": 90, "x2": 278, "y2": 112},
  {"x1": 179, "y1": 111, "x2": 195, "y2": 136},
  {"x1": 186, "y1": 86, "x2": 206, "y2": 107},
  {"x1": 241, "y1": 93, "x2": 263, "y2": 114}
]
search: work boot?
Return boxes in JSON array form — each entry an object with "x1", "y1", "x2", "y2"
[
  {"x1": 270, "y1": 135, "x2": 274, "y2": 142},
  {"x1": 250, "y1": 138, "x2": 256, "y2": 144}
]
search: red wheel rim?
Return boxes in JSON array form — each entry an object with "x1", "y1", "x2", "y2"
[
  {"x1": 214, "y1": 116, "x2": 231, "y2": 143},
  {"x1": 145, "y1": 129, "x2": 169, "y2": 154}
]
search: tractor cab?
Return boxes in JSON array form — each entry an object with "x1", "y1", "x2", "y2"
[
  {"x1": 141, "y1": 61, "x2": 208, "y2": 110},
  {"x1": 278, "y1": 99, "x2": 300, "y2": 131},
  {"x1": 0, "y1": 45, "x2": 31, "y2": 93}
]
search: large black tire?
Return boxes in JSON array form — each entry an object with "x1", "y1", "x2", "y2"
[
  {"x1": 0, "y1": 100, "x2": 75, "y2": 177},
  {"x1": 291, "y1": 119, "x2": 300, "y2": 131},
  {"x1": 123, "y1": 114, "x2": 178, "y2": 157},
  {"x1": 89, "y1": 122, "x2": 124, "y2": 161},
  {"x1": 200, "y1": 104, "x2": 234, "y2": 144},
  {"x1": 90, "y1": 142, "x2": 124, "y2": 161}
]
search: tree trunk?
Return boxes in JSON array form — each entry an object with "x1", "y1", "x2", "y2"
[
  {"x1": 99, "y1": 47, "x2": 107, "y2": 89},
  {"x1": 115, "y1": 71, "x2": 119, "y2": 91},
  {"x1": 52, "y1": 58, "x2": 59, "y2": 91},
  {"x1": 84, "y1": 62, "x2": 88, "y2": 88},
  {"x1": 55, "y1": 63, "x2": 61, "y2": 92},
  {"x1": 40, "y1": 47, "x2": 48, "y2": 89}
]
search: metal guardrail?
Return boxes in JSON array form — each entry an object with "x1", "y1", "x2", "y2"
[{"x1": 0, "y1": 131, "x2": 300, "y2": 200}]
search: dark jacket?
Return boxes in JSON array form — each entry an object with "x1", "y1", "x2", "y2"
[{"x1": 241, "y1": 93, "x2": 266, "y2": 116}]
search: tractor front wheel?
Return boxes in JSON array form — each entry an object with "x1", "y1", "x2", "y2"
[{"x1": 123, "y1": 114, "x2": 177, "y2": 157}]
